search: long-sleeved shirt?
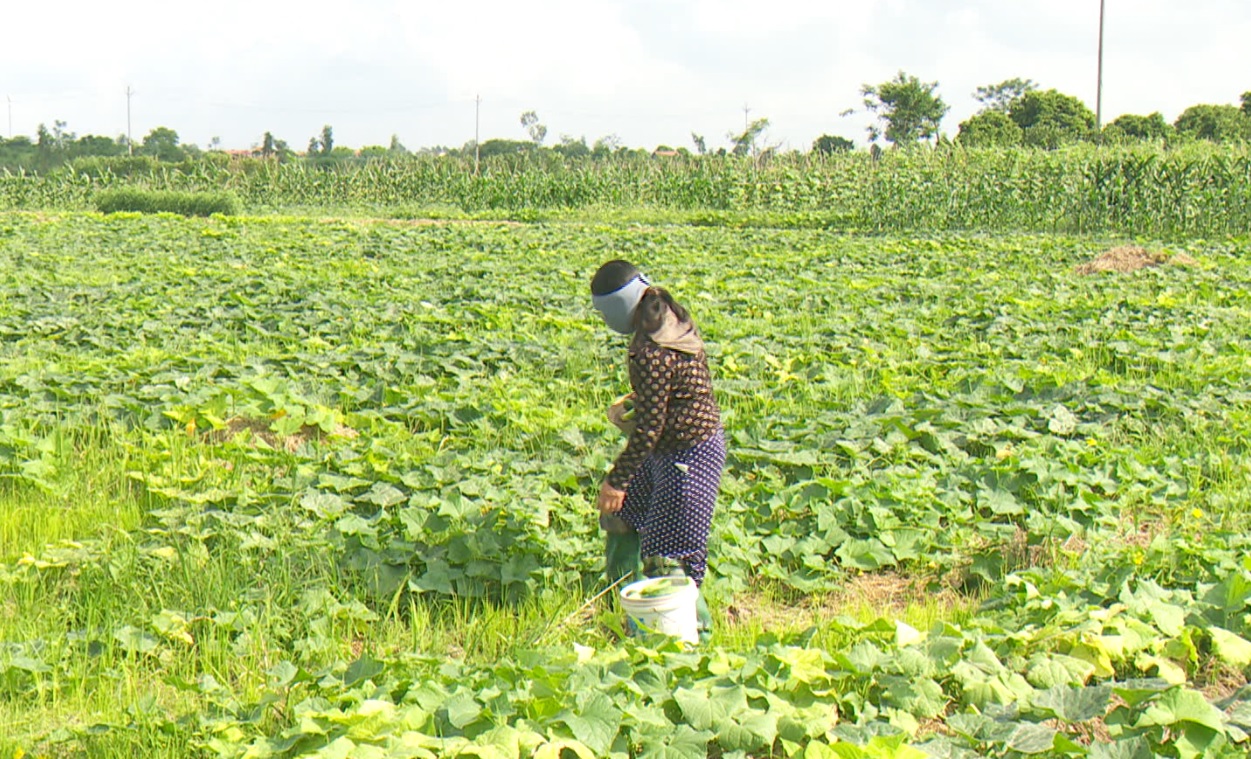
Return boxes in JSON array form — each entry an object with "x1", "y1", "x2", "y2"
[{"x1": 606, "y1": 336, "x2": 721, "y2": 489}]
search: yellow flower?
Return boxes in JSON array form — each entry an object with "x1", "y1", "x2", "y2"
[
  {"x1": 1132, "y1": 553, "x2": 1144, "y2": 566},
  {"x1": 1191, "y1": 508, "x2": 1204, "y2": 520},
  {"x1": 1086, "y1": 438, "x2": 1097, "y2": 447}
]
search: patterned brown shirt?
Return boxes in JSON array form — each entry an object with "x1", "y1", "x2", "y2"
[{"x1": 607, "y1": 337, "x2": 722, "y2": 489}]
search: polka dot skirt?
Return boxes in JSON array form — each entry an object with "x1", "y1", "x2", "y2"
[{"x1": 618, "y1": 429, "x2": 726, "y2": 586}]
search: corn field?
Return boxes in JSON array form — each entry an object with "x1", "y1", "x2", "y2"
[{"x1": 2, "y1": 144, "x2": 1249, "y2": 236}]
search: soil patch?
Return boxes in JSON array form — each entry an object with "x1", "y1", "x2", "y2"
[
  {"x1": 1058, "y1": 717, "x2": 1114, "y2": 746},
  {"x1": 1198, "y1": 661, "x2": 1249, "y2": 703},
  {"x1": 205, "y1": 415, "x2": 358, "y2": 452},
  {"x1": 1075, "y1": 245, "x2": 1198, "y2": 275},
  {"x1": 726, "y1": 571, "x2": 965, "y2": 629},
  {"x1": 827, "y1": 571, "x2": 943, "y2": 616}
]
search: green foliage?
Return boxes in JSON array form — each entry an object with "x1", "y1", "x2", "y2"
[
  {"x1": 72, "y1": 134, "x2": 128, "y2": 158},
  {"x1": 1104, "y1": 112, "x2": 1171, "y2": 143},
  {"x1": 5, "y1": 144, "x2": 1251, "y2": 236},
  {"x1": 973, "y1": 77, "x2": 1039, "y2": 113},
  {"x1": 37, "y1": 120, "x2": 75, "y2": 151},
  {"x1": 320, "y1": 124, "x2": 334, "y2": 155},
  {"x1": 66, "y1": 154, "x2": 165, "y2": 179},
  {"x1": 860, "y1": 70, "x2": 949, "y2": 145},
  {"x1": 813, "y1": 134, "x2": 855, "y2": 154},
  {"x1": 139, "y1": 126, "x2": 186, "y2": 162},
  {"x1": 1, "y1": 215, "x2": 1250, "y2": 755},
  {"x1": 520, "y1": 110, "x2": 547, "y2": 146},
  {"x1": 94, "y1": 187, "x2": 241, "y2": 216},
  {"x1": 730, "y1": 117, "x2": 771, "y2": 156},
  {"x1": 1173, "y1": 104, "x2": 1251, "y2": 143},
  {"x1": 553, "y1": 135, "x2": 591, "y2": 159},
  {"x1": 0, "y1": 135, "x2": 38, "y2": 172},
  {"x1": 259, "y1": 130, "x2": 293, "y2": 161},
  {"x1": 1009, "y1": 89, "x2": 1097, "y2": 147},
  {"x1": 957, "y1": 111, "x2": 1024, "y2": 147},
  {"x1": 477, "y1": 138, "x2": 535, "y2": 159}
]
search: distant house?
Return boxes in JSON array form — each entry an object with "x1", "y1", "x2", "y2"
[{"x1": 652, "y1": 149, "x2": 680, "y2": 158}]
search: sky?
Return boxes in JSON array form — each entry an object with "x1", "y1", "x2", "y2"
[{"x1": 3, "y1": 0, "x2": 1249, "y2": 153}]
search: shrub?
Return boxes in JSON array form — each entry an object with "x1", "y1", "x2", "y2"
[{"x1": 95, "y1": 188, "x2": 240, "y2": 216}]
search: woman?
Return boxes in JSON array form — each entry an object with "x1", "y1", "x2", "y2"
[{"x1": 590, "y1": 259, "x2": 725, "y2": 640}]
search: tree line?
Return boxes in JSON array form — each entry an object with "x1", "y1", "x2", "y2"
[
  {"x1": 2, "y1": 73, "x2": 1250, "y2": 173},
  {"x1": 860, "y1": 73, "x2": 1251, "y2": 150}
]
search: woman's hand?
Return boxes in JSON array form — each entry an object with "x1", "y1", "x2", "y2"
[
  {"x1": 597, "y1": 481, "x2": 627, "y2": 515},
  {"x1": 607, "y1": 393, "x2": 637, "y2": 434}
]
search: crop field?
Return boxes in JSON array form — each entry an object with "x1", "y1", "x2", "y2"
[
  {"x1": 1, "y1": 211, "x2": 1250, "y2": 757},
  {"x1": 6, "y1": 145, "x2": 1251, "y2": 236}
]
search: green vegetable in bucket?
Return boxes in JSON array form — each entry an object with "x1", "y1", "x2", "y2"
[{"x1": 631, "y1": 578, "x2": 685, "y2": 598}]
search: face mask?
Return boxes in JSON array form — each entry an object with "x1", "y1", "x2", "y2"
[{"x1": 592, "y1": 274, "x2": 649, "y2": 334}]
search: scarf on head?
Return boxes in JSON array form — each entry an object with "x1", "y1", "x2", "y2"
[
  {"x1": 592, "y1": 274, "x2": 650, "y2": 335},
  {"x1": 649, "y1": 306, "x2": 704, "y2": 355}
]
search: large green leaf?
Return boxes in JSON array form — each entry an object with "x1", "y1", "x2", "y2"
[
  {"x1": 881, "y1": 676, "x2": 946, "y2": 718},
  {"x1": 1110, "y1": 679, "x2": 1171, "y2": 708},
  {"x1": 1025, "y1": 654, "x2": 1095, "y2": 689},
  {"x1": 1088, "y1": 736, "x2": 1155, "y2": 759},
  {"x1": 1208, "y1": 626, "x2": 1251, "y2": 667},
  {"x1": 1004, "y1": 722, "x2": 1059, "y2": 755},
  {"x1": 560, "y1": 693, "x2": 621, "y2": 755},
  {"x1": 717, "y1": 711, "x2": 779, "y2": 753},
  {"x1": 637, "y1": 725, "x2": 712, "y2": 759},
  {"x1": 1031, "y1": 685, "x2": 1112, "y2": 723},
  {"x1": 533, "y1": 739, "x2": 597, "y2": 759},
  {"x1": 113, "y1": 625, "x2": 159, "y2": 655},
  {"x1": 1134, "y1": 687, "x2": 1224, "y2": 731}
]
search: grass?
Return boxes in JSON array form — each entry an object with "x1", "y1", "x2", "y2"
[
  {"x1": 0, "y1": 412, "x2": 979, "y2": 752},
  {"x1": 1, "y1": 524, "x2": 978, "y2": 753},
  {"x1": 0, "y1": 432, "x2": 146, "y2": 564}
]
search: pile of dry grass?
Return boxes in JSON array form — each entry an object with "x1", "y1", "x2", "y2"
[{"x1": 1075, "y1": 245, "x2": 1199, "y2": 275}]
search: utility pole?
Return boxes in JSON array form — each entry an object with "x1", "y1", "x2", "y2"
[
  {"x1": 742, "y1": 103, "x2": 753, "y2": 157},
  {"x1": 126, "y1": 85, "x2": 134, "y2": 155},
  {"x1": 1096, "y1": 0, "x2": 1105, "y2": 130},
  {"x1": 474, "y1": 94, "x2": 481, "y2": 176}
]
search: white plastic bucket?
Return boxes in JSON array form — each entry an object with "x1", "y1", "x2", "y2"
[{"x1": 620, "y1": 577, "x2": 700, "y2": 644}]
